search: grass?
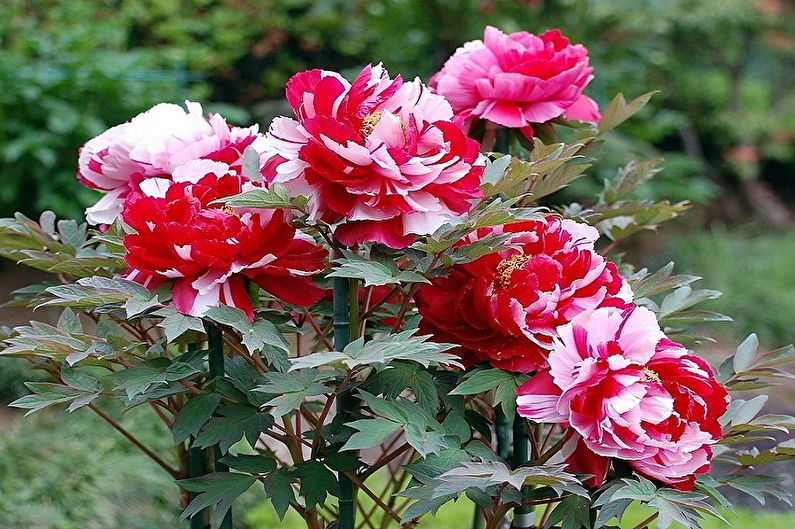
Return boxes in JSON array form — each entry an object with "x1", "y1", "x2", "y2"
[
  {"x1": 656, "y1": 225, "x2": 795, "y2": 347},
  {"x1": 245, "y1": 495, "x2": 795, "y2": 528}
]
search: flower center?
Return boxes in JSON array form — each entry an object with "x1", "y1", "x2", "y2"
[
  {"x1": 495, "y1": 253, "x2": 532, "y2": 288},
  {"x1": 360, "y1": 111, "x2": 384, "y2": 138},
  {"x1": 222, "y1": 205, "x2": 239, "y2": 217},
  {"x1": 642, "y1": 367, "x2": 661, "y2": 383}
]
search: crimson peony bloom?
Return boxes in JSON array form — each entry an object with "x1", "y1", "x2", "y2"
[
  {"x1": 260, "y1": 64, "x2": 485, "y2": 249},
  {"x1": 122, "y1": 160, "x2": 327, "y2": 318},
  {"x1": 517, "y1": 306, "x2": 729, "y2": 490},
  {"x1": 78, "y1": 101, "x2": 261, "y2": 225},
  {"x1": 430, "y1": 26, "x2": 600, "y2": 136},
  {"x1": 415, "y1": 217, "x2": 630, "y2": 372}
]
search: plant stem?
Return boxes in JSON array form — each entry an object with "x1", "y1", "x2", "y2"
[
  {"x1": 494, "y1": 127, "x2": 510, "y2": 155},
  {"x1": 88, "y1": 403, "x2": 179, "y2": 478},
  {"x1": 334, "y1": 274, "x2": 356, "y2": 529},
  {"x1": 631, "y1": 513, "x2": 659, "y2": 529},
  {"x1": 206, "y1": 324, "x2": 233, "y2": 529}
]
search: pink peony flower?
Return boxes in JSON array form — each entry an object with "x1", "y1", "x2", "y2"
[
  {"x1": 430, "y1": 26, "x2": 600, "y2": 136},
  {"x1": 260, "y1": 64, "x2": 485, "y2": 248},
  {"x1": 78, "y1": 101, "x2": 261, "y2": 225},
  {"x1": 415, "y1": 217, "x2": 631, "y2": 372},
  {"x1": 516, "y1": 306, "x2": 728, "y2": 490},
  {"x1": 122, "y1": 160, "x2": 327, "y2": 318}
]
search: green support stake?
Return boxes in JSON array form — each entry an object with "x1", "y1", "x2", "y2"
[
  {"x1": 185, "y1": 342, "x2": 209, "y2": 529},
  {"x1": 511, "y1": 416, "x2": 533, "y2": 529},
  {"x1": 188, "y1": 442, "x2": 208, "y2": 529},
  {"x1": 333, "y1": 275, "x2": 356, "y2": 529},
  {"x1": 495, "y1": 407, "x2": 512, "y2": 460},
  {"x1": 207, "y1": 324, "x2": 233, "y2": 529}
]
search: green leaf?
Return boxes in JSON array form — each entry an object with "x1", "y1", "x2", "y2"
[
  {"x1": 172, "y1": 393, "x2": 222, "y2": 443},
  {"x1": 123, "y1": 293, "x2": 161, "y2": 318},
  {"x1": 57, "y1": 307, "x2": 83, "y2": 334},
  {"x1": 294, "y1": 461, "x2": 339, "y2": 508},
  {"x1": 154, "y1": 307, "x2": 205, "y2": 342},
  {"x1": 659, "y1": 286, "x2": 721, "y2": 317},
  {"x1": 733, "y1": 333, "x2": 759, "y2": 373},
  {"x1": 40, "y1": 276, "x2": 151, "y2": 310},
  {"x1": 598, "y1": 92, "x2": 657, "y2": 135},
  {"x1": 290, "y1": 330, "x2": 462, "y2": 371},
  {"x1": 219, "y1": 183, "x2": 298, "y2": 209},
  {"x1": 60, "y1": 367, "x2": 101, "y2": 393},
  {"x1": 543, "y1": 495, "x2": 591, "y2": 529},
  {"x1": 328, "y1": 250, "x2": 429, "y2": 287},
  {"x1": 204, "y1": 306, "x2": 289, "y2": 355},
  {"x1": 218, "y1": 454, "x2": 277, "y2": 474},
  {"x1": 255, "y1": 370, "x2": 330, "y2": 417},
  {"x1": 178, "y1": 472, "x2": 256, "y2": 525},
  {"x1": 599, "y1": 158, "x2": 663, "y2": 204},
  {"x1": 241, "y1": 145, "x2": 263, "y2": 182},
  {"x1": 723, "y1": 475, "x2": 792, "y2": 506},
  {"x1": 364, "y1": 362, "x2": 439, "y2": 412},
  {"x1": 450, "y1": 368, "x2": 516, "y2": 395},
  {"x1": 341, "y1": 419, "x2": 401, "y2": 451},
  {"x1": 193, "y1": 403, "x2": 274, "y2": 453},
  {"x1": 9, "y1": 382, "x2": 91, "y2": 415},
  {"x1": 722, "y1": 395, "x2": 768, "y2": 427},
  {"x1": 263, "y1": 468, "x2": 297, "y2": 520}
]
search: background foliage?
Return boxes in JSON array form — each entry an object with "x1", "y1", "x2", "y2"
[{"x1": 1, "y1": 0, "x2": 793, "y2": 219}]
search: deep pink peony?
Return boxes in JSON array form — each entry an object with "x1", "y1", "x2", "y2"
[
  {"x1": 415, "y1": 217, "x2": 631, "y2": 372},
  {"x1": 78, "y1": 101, "x2": 261, "y2": 225},
  {"x1": 122, "y1": 160, "x2": 327, "y2": 318},
  {"x1": 259, "y1": 64, "x2": 485, "y2": 248},
  {"x1": 430, "y1": 26, "x2": 600, "y2": 136},
  {"x1": 516, "y1": 306, "x2": 729, "y2": 490}
]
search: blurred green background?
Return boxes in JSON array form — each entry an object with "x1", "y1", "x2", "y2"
[{"x1": 0, "y1": 0, "x2": 793, "y2": 527}]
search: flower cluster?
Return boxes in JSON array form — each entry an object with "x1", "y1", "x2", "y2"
[
  {"x1": 517, "y1": 306, "x2": 729, "y2": 489},
  {"x1": 77, "y1": 103, "x2": 327, "y2": 317},
  {"x1": 431, "y1": 26, "x2": 600, "y2": 137},
  {"x1": 260, "y1": 64, "x2": 485, "y2": 248},
  {"x1": 415, "y1": 216, "x2": 631, "y2": 372},
  {"x1": 73, "y1": 23, "x2": 732, "y2": 495}
]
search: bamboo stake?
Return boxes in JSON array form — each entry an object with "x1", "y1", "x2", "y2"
[
  {"x1": 334, "y1": 275, "x2": 356, "y2": 529},
  {"x1": 207, "y1": 324, "x2": 233, "y2": 529}
]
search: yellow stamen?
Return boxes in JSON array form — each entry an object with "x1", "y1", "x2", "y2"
[
  {"x1": 360, "y1": 111, "x2": 384, "y2": 138},
  {"x1": 495, "y1": 253, "x2": 532, "y2": 288},
  {"x1": 642, "y1": 367, "x2": 661, "y2": 383}
]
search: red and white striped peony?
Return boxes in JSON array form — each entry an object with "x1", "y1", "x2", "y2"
[
  {"x1": 260, "y1": 64, "x2": 485, "y2": 248},
  {"x1": 77, "y1": 101, "x2": 261, "y2": 225},
  {"x1": 517, "y1": 305, "x2": 729, "y2": 489}
]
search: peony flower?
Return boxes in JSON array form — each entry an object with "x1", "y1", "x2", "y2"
[
  {"x1": 628, "y1": 339, "x2": 729, "y2": 489},
  {"x1": 415, "y1": 217, "x2": 630, "y2": 372},
  {"x1": 78, "y1": 101, "x2": 261, "y2": 225},
  {"x1": 259, "y1": 63, "x2": 485, "y2": 249},
  {"x1": 122, "y1": 159, "x2": 327, "y2": 318},
  {"x1": 516, "y1": 306, "x2": 728, "y2": 490},
  {"x1": 430, "y1": 26, "x2": 600, "y2": 136}
]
